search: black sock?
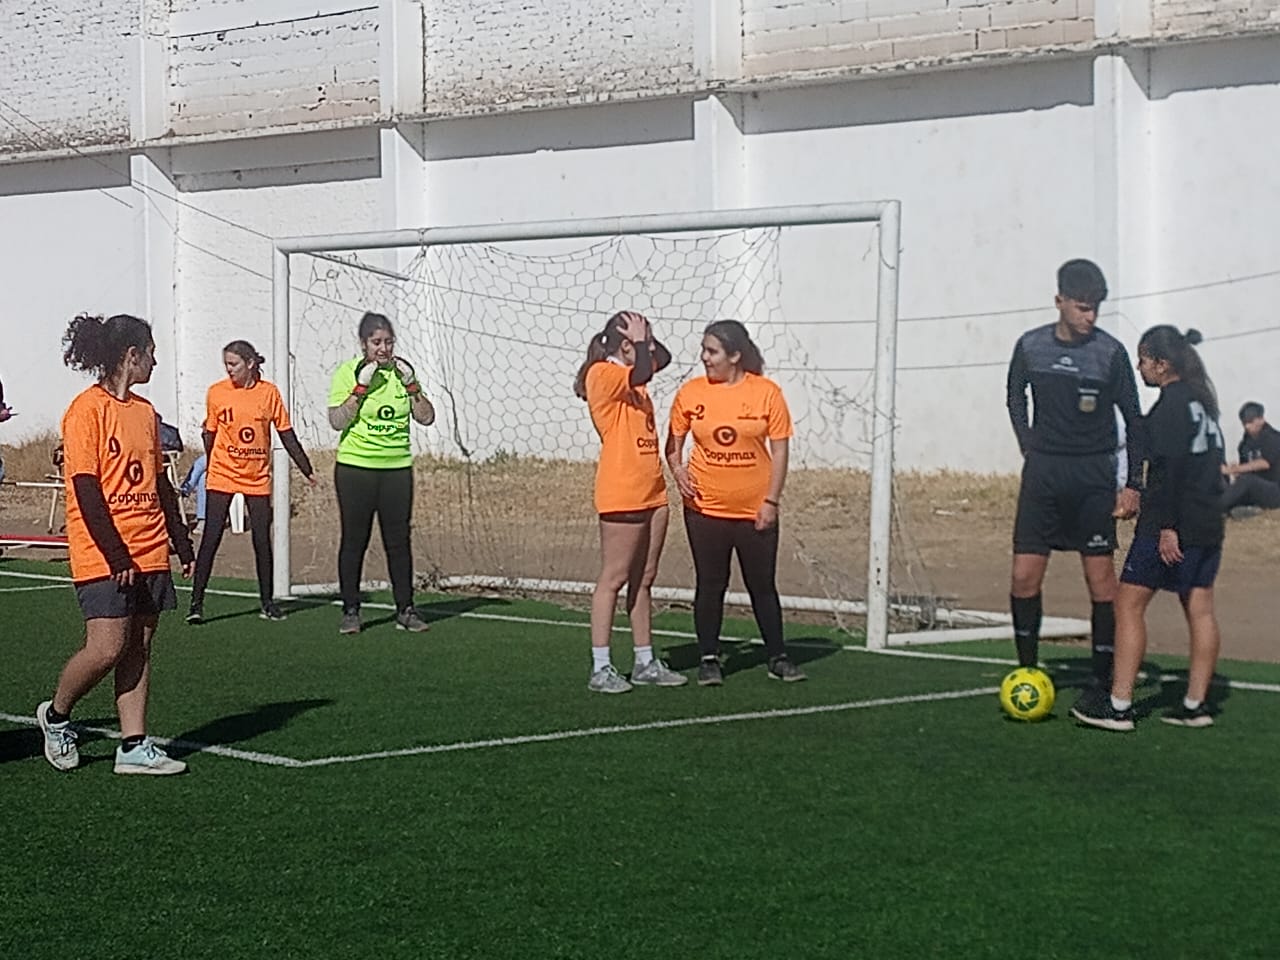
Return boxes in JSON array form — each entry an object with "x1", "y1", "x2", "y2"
[
  {"x1": 1011, "y1": 594, "x2": 1042, "y2": 667},
  {"x1": 1091, "y1": 601, "x2": 1115, "y2": 683},
  {"x1": 121, "y1": 735, "x2": 146, "y2": 752},
  {"x1": 45, "y1": 704, "x2": 70, "y2": 725}
]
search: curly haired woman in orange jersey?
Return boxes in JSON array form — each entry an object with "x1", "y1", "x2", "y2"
[{"x1": 37, "y1": 314, "x2": 195, "y2": 775}]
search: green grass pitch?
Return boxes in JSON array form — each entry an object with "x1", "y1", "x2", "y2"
[{"x1": 1, "y1": 556, "x2": 1277, "y2": 959}]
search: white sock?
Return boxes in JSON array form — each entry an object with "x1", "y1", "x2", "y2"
[
  {"x1": 633, "y1": 645, "x2": 654, "y2": 668},
  {"x1": 592, "y1": 647, "x2": 611, "y2": 672},
  {"x1": 1184, "y1": 696, "x2": 1202, "y2": 710},
  {"x1": 1110, "y1": 695, "x2": 1132, "y2": 712}
]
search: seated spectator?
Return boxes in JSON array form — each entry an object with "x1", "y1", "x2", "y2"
[
  {"x1": 181, "y1": 453, "x2": 208, "y2": 536},
  {"x1": 1221, "y1": 401, "x2": 1280, "y2": 516}
]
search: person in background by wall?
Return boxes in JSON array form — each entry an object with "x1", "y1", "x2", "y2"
[
  {"x1": 181, "y1": 452, "x2": 208, "y2": 536},
  {"x1": 1005, "y1": 259, "x2": 1144, "y2": 709},
  {"x1": 574, "y1": 309, "x2": 686, "y2": 694},
  {"x1": 327, "y1": 311, "x2": 435, "y2": 635},
  {"x1": 665, "y1": 319, "x2": 805, "y2": 685},
  {"x1": 1220, "y1": 401, "x2": 1280, "y2": 517},
  {"x1": 1073, "y1": 327, "x2": 1226, "y2": 732},
  {"x1": 36, "y1": 313, "x2": 194, "y2": 775},
  {"x1": 187, "y1": 340, "x2": 316, "y2": 624}
]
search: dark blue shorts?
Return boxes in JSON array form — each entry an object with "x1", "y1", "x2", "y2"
[{"x1": 1120, "y1": 536, "x2": 1221, "y2": 596}]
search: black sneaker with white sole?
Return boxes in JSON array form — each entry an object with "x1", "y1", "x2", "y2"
[
  {"x1": 697, "y1": 658, "x2": 723, "y2": 686},
  {"x1": 1070, "y1": 696, "x2": 1135, "y2": 732},
  {"x1": 259, "y1": 603, "x2": 286, "y2": 622},
  {"x1": 767, "y1": 655, "x2": 807, "y2": 682},
  {"x1": 186, "y1": 605, "x2": 204, "y2": 625},
  {"x1": 1160, "y1": 703, "x2": 1215, "y2": 728}
]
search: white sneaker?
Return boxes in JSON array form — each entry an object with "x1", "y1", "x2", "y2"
[
  {"x1": 36, "y1": 700, "x2": 79, "y2": 772},
  {"x1": 587, "y1": 664, "x2": 633, "y2": 694},
  {"x1": 114, "y1": 738, "x2": 187, "y2": 776},
  {"x1": 630, "y1": 658, "x2": 689, "y2": 687}
]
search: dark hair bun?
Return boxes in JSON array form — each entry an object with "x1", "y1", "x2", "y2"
[{"x1": 1184, "y1": 328, "x2": 1203, "y2": 346}]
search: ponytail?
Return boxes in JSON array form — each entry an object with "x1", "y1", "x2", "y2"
[
  {"x1": 62, "y1": 313, "x2": 153, "y2": 379},
  {"x1": 572, "y1": 311, "x2": 633, "y2": 400},
  {"x1": 1138, "y1": 325, "x2": 1218, "y2": 419},
  {"x1": 704, "y1": 319, "x2": 764, "y2": 375}
]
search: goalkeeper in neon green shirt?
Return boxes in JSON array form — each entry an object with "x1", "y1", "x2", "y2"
[{"x1": 327, "y1": 311, "x2": 435, "y2": 634}]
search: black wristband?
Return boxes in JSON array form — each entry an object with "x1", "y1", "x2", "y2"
[{"x1": 764, "y1": 498, "x2": 779, "y2": 507}]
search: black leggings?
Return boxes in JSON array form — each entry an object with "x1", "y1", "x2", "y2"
[
  {"x1": 191, "y1": 490, "x2": 273, "y2": 608},
  {"x1": 683, "y1": 506, "x2": 785, "y2": 659},
  {"x1": 335, "y1": 463, "x2": 414, "y2": 613}
]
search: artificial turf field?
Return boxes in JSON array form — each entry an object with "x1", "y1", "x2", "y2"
[{"x1": 1, "y1": 556, "x2": 1277, "y2": 959}]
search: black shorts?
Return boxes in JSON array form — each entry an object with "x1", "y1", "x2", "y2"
[
  {"x1": 1120, "y1": 536, "x2": 1222, "y2": 596},
  {"x1": 75, "y1": 571, "x2": 177, "y2": 620},
  {"x1": 599, "y1": 507, "x2": 660, "y2": 524},
  {"x1": 1013, "y1": 451, "x2": 1118, "y2": 556}
]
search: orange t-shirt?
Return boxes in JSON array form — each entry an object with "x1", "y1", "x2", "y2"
[
  {"x1": 668, "y1": 373, "x2": 793, "y2": 520},
  {"x1": 203, "y1": 378, "x2": 290, "y2": 495},
  {"x1": 585, "y1": 360, "x2": 667, "y2": 514},
  {"x1": 61, "y1": 385, "x2": 171, "y2": 583}
]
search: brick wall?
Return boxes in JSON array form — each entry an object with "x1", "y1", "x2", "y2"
[
  {"x1": 422, "y1": 0, "x2": 697, "y2": 113},
  {"x1": 0, "y1": 2, "x2": 134, "y2": 151},
  {"x1": 169, "y1": 7, "x2": 380, "y2": 136},
  {"x1": 1153, "y1": 0, "x2": 1280, "y2": 36},
  {"x1": 744, "y1": 0, "x2": 1096, "y2": 77}
]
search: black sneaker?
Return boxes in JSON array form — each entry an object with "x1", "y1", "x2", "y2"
[
  {"x1": 1160, "y1": 702, "x2": 1215, "y2": 728},
  {"x1": 1070, "y1": 695, "x2": 1135, "y2": 732},
  {"x1": 1069, "y1": 683, "x2": 1107, "y2": 717},
  {"x1": 259, "y1": 603, "x2": 286, "y2": 622},
  {"x1": 186, "y1": 605, "x2": 204, "y2": 625},
  {"x1": 697, "y1": 659, "x2": 723, "y2": 687},
  {"x1": 767, "y1": 655, "x2": 807, "y2": 682},
  {"x1": 395, "y1": 607, "x2": 430, "y2": 633}
]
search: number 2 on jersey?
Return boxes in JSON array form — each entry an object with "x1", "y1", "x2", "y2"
[{"x1": 1188, "y1": 401, "x2": 1223, "y2": 454}]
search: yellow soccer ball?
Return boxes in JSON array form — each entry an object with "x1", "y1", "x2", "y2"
[{"x1": 999, "y1": 667, "x2": 1056, "y2": 722}]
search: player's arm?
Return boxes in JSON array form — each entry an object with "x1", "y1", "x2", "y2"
[
  {"x1": 756, "y1": 437, "x2": 789, "y2": 531},
  {"x1": 391, "y1": 357, "x2": 435, "y2": 426},
  {"x1": 156, "y1": 470, "x2": 195, "y2": 570},
  {"x1": 329, "y1": 360, "x2": 378, "y2": 430},
  {"x1": 1005, "y1": 342, "x2": 1032, "y2": 455},
  {"x1": 628, "y1": 340, "x2": 654, "y2": 388},
  {"x1": 1112, "y1": 349, "x2": 1146, "y2": 490},
  {"x1": 664, "y1": 424, "x2": 697, "y2": 500},
  {"x1": 71, "y1": 475, "x2": 133, "y2": 575},
  {"x1": 201, "y1": 430, "x2": 214, "y2": 457},
  {"x1": 651, "y1": 338, "x2": 672, "y2": 374},
  {"x1": 278, "y1": 428, "x2": 317, "y2": 484}
]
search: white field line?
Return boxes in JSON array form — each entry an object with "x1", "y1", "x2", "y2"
[
  {"x1": 292, "y1": 687, "x2": 1002, "y2": 768},
  {"x1": 5, "y1": 569, "x2": 1280, "y2": 690},
  {"x1": 0, "y1": 583, "x2": 67, "y2": 593},
  {"x1": 0, "y1": 712, "x2": 302, "y2": 767}
]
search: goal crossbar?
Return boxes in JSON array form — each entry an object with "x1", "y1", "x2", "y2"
[{"x1": 271, "y1": 201, "x2": 902, "y2": 648}]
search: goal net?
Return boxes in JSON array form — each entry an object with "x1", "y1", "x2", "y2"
[{"x1": 272, "y1": 205, "x2": 948, "y2": 647}]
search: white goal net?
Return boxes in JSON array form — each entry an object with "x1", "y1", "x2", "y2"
[{"x1": 273, "y1": 205, "x2": 927, "y2": 646}]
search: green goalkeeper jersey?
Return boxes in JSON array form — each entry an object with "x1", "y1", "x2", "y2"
[{"x1": 327, "y1": 358, "x2": 414, "y2": 470}]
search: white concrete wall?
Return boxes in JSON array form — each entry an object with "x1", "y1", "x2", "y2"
[
  {"x1": 422, "y1": 0, "x2": 698, "y2": 113},
  {"x1": 0, "y1": 2, "x2": 135, "y2": 151},
  {"x1": 169, "y1": 3, "x2": 381, "y2": 135},
  {"x1": 3, "y1": 18, "x2": 1280, "y2": 474},
  {"x1": 1153, "y1": 0, "x2": 1280, "y2": 36},
  {"x1": 1147, "y1": 34, "x2": 1280, "y2": 441}
]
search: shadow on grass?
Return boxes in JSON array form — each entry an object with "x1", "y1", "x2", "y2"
[
  {"x1": 1043, "y1": 656, "x2": 1234, "y2": 721},
  {"x1": 358, "y1": 594, "x2": 506, "y2": 631},
  {"x1": 662, "y1": 634, "x2": 841, "y2": 678},
  {"x1": 165, "y1": 698, "x2": 334, "y2": 760},
  {"x1": 0, "y1": 715, "x2": 133, "y2": 766}
]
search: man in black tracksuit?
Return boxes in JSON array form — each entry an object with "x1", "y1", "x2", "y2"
[
  {"x1": 1006, "y1": 260, "x2": 1144, "y2": 702},
  {"x1": 1221, "y1": 401, "x2": 1280, "y2": 514}
]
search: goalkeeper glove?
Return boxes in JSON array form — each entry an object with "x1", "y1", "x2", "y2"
[
  {"x1": 392, "y1": 357, "x2": 421, "y2": 396},
  {"x1": 352, "y1": 359, "x2": 379, "y2": 397}
]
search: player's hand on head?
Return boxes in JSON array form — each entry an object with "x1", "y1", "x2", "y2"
[
  {"x1": 620, "y1": 312, "x2": 647, "y2": 343},
  {"x1": 356, "y1": 360, "x2": 379, "y2": 387},
  {"x1": 392, "y1": 357, "x2": 418, "y2": 386}
]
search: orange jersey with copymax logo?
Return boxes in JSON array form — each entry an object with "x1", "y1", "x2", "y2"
[
  {"x1": 585, "y1": 360, "x2": 667, "y2": 514},
  {"x1": 204, "y1": 378, "x2": 290, "y2": 495},
  {"x1": 668, "y1": 373, "x2": 793, "y2": 520},
  {"x1": 61, "y1": 385, "x2": 171, "y2": 583}
]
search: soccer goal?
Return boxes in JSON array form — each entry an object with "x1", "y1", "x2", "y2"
[{"x1": 271, "y1": 203, "x2": 939, "y2": 649}]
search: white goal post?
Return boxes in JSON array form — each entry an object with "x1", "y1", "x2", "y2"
[{"x1": 271, "y1": 202, "x2": 903, "y2": 648}]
